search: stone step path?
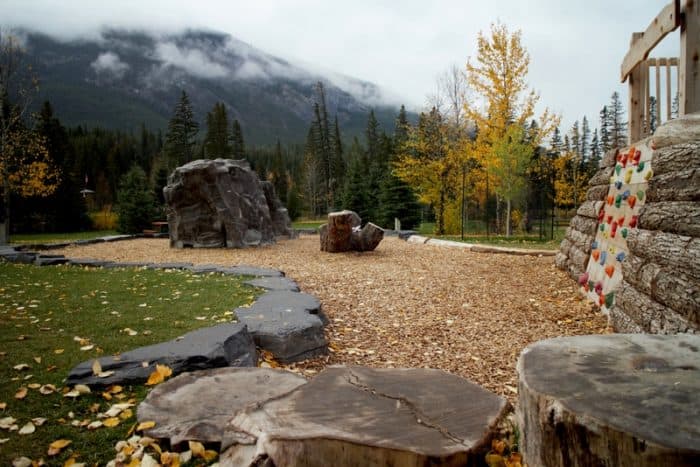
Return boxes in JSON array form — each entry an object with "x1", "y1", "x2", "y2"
[
  {"x1": 517, "y1": 333, "x2": 700, "y2": 467},
  {"x1": 136, "y1": 366, "x2": 509, "y2": 466}
]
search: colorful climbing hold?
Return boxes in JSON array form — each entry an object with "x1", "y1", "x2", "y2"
[
  {"x1": 599, "y1": 251, "x2": 607, "y2": 265},
  {"x1": 644, "y1": 169, "x2": 654, "y2": 180},
  {"x1": 624, "y1": 169, "x2": 633, "y2": 184},
  {"x1": 615, "y1": 195, "x2": 622, "y2": 208},
  {"x1": 637, "y1": 161, "x2": 645, "y2": 172},
  {"x1": 616, "y1": 252, "x2": 625, "y2": 262},
  {"x1": 592, "y1": 249, "x2": 600, "y2": 261},
  {"x1": 622, "y1": 190, "x2": 630, "y2": 200},
  {"x1": 615, "y1": 180, "x2": 623, "y2": 190},
  {"x1": 621, "y1": 228, "x2": 628, "y2": 238},
  {"x1": 591, "y1": 240, "x2": 598, "y2": 250},
  {"x1": 605, "y1": 292, "x2": 615, "y2": 308},
  {"x1": 611, "y1": 221, "x2": 618, "y2": 238},
  {"x1": 629, "y1": 215, "x2": 638, "y2": 228},
  {"x1": 578, "y1": 272, "x2": 589, "y2": 286},
  {"x1": 605, "y1": 265, "x2": 615, "y2": 278},
  {"x1": 637, "y1": 190, "x2": 645, "y2": 201},
  {"x1": 628, "y1": 195, "x2": 637, "y2": 209}
]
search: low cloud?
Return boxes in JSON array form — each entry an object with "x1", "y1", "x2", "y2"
[
  {"x1": 90, "y1": 51, "x2": 129, "y2": 78},
  {"x1": 153, "y1": 41, "x2": 229, "y2": 79}
]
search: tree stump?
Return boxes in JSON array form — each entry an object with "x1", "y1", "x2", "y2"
[
  {"x1": 517, "y1": 334, "x2": 700, "y2": 467},
  {"x1": 222, "y1": 366, "x2": 509, "y2": 466},
  {"x1": 320, "y1": 210, "x2": 383, "y2": 252}
]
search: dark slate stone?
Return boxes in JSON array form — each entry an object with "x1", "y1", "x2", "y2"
[
  {"x1": 66, "y1": 323, "x2": 257, "y2": 387},
  {"x1": 73, "y1": 238, "x2": 105, "y2": 246},
  {"x1": 35, "y1": 255, "x2": 69, "y2": 266},
  {"x1": 102, "y1": 261, "x2": 154, "y2": 269},
  {"x1": 68, "y1": 258, "x2": 115, "y2": 268},
  {"x1": 244, "y1": 277, "x2": 300, "y2": 292},
  {"x1": 137, "y1": 367, "x2": 307, "y2": 446},
  {"x1": 99, "y1": 235, "x2": 134, "y2": 242},
  {"x1": 191, "y1": 264, "x2": 223, "y2": 274},
  {"x1": 0, "y1": 252, "x2": 37, "y2": 264},
  {"x1": 218, "y1": 265, "x2": 284, "y2": 277},
  {"x1": 146, "y1": 262, "x2": 193, "y2": 270},
  {"x1": 235, "y1": 291, "x2": 327, "y2": 363},
  {"x1": 164, "y1": 159, "x2": 293, "y2": 249}
]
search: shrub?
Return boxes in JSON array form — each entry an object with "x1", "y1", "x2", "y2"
[
  {"x1": 89, "y1": 207, "x2": 117, "y2": 230},
  {"x1": 115, "y1": 166, "x2": 158, "y2": 233}
]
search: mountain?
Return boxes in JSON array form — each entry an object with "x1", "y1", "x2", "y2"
[{"x1": 20, "y1": 29, "x2": 409, "y2": 145}]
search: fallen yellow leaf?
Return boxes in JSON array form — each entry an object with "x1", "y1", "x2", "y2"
[
  {"x1": 15, "y1": 387, "x2": 28, "y2": 400},
  {"x1": 0, "y1": 402, "x2": 5, "y2": 410},
  {"x1": 103, "y1": 417, "x2": 120, "y2": 428},
  {"x1": 18, "y1": 421, "x2": 35, "y2": 435},
  {"x1": 203, "y1": 450, "x2": 218, "y2": 462},
  {"x1": 54, "y1": 349, "x2": 64, "y2": 354},
  {"x1": 189, "y1": 440, "x2": 205, "y2": 458},
  {"x1": 40, "y1": 384, "x2": 56, "y2": 395},
  {"x1": 136, "y1": 420, "x2": 156, "y2": 431},
  {"x1": 48, "y1": 439, "x2": 72, "y2": 456},
  {"x1": 145, "y1": 364, "x2": 173, "y2": 386},
  {"x1": 91, "y1": 359, "x2": 102, "y2": 376}
]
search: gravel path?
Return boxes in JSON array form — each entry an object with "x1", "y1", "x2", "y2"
[{"x1": 54, "y1": 235, "x2": 609, "y2": 402}]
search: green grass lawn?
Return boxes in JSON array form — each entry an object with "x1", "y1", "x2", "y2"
[
  {"x1": 291, "y1": 220, "x2": 325, "y2": 230},
  {"x1": 417, "y1": 222, "x2": 566, "y2": 250},
  {"x1": 9, "y1": 230, "x2": 119, "y2": 244},
  {"x1": 0, "y1": 263, "x2": 260, "y2": 465}
]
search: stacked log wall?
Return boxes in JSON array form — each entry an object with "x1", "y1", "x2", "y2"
[{"x1": 557, "y1": 114, "x2": 700, "y2": 333}]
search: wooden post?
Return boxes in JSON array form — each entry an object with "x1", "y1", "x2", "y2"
[
  {"x1": 629, "y1": 33, "x2": 645, "y2": 143},
  {"x1": 679, "y1": 0, "x2": 699, "y2": 115},
  {"x1": 666, "y1": 58, "x2": 672, "y2": 119},
  {"x1": 655, "y1": 60, "x2": 661, "y2": 128}
]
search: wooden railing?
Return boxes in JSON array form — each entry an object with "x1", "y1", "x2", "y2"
[{"x1": 621, "y1": 0, "x2": 699, "y2": 143}]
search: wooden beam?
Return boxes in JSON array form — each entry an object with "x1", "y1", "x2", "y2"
[
  {"x1": 621, "y1": 1, "x2": 680, "y2": 82},
  {"x1": 645, "y1": 57, "x2": 679, "y2": 66},
  {"x1": 679, "y1": 0, "x2": 700, "y2": 114},
  {"x1": 655, "y1": 60, "x2": 661, "y2": 127},
  {"x1": 629, "y1": 33, "x2": 645, "y2": 143}
]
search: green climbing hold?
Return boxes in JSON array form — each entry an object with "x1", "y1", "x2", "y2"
[{"x1": 605, "y1": 292, "x2": 615, "y2": 308}]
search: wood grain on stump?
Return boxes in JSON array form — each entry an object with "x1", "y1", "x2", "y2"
[
  {"x1": 517, "y1": 334, "x2": 700, "y2": 467},
  {"x1": 222, "y1": 366, "x2": 509, "y2": 466}
]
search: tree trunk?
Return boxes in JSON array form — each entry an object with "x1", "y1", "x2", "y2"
[
  {"x1": 518, "y1": 334, "x2": 700, "y2": 467},
  {"x1": 505, "y1": 198, "x2": 511, "y2": 236}
]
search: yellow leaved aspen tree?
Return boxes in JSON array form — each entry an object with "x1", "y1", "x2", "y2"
[{"x1": 465, "y1": 22, "x2": 559, "y2": 235}]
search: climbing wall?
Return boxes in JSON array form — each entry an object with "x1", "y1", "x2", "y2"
[
  {"x1": 556, "y1": 113, "x2": 699, "y2": 334},
  {"x1": 579, "y1": 141, "x2": 653, "y2": 312}
]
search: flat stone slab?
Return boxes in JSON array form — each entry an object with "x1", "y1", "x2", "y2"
[
  {"x1": 219, "y1": 265, "x2": 284, "y2": 277},
  {"x1": 68, "y1": 258, "x2": 115, "y2": 268},
  {"x1": 518, "y1": 334, "x2": 700, "y2": 466},
  {"x1": 222, "y1": 366, "x2": 509, "y2": 466},
  {"x1": 137, "y1": 367, "x2": 307, "y2": 446},
  {"x1": 102, "y1": 261, "x2": 154, "y2": 269},
  {"x1": 244, "y1": 276, "x2": 300, "y2": 292},
  {"x1": 0, "y1": 251, "x2": 37, "y2": 264},
  {"x1": 66, "y1": 323, "x2": 256, "y2": 387},
  {"x1": 146, "y1": 262, "x2": 193, "y2": 270},
  {"x1": 35, "y1": 255, "x2": 69, "y2": 266},
  {"x1": 99, "y1": 234, "x2": 134, "y2": 242},
  {"x1": 235, "y1": 291, "x2": 327, "y2": 363}
]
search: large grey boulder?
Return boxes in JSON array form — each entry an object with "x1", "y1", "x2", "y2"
[
  {"x1": 164, "y1": 159, "x2": 294, "y2": 249},
  {"x1": 235, "y1": 291, "x2": 327, "y2": 363},
  {"x1": 223, "y1": 366, "x2": 509, "y2": 466},
  {"x1": 66, "y1": 323, "x2": 256, "y2": 387},
  {"x1": 137, "y1": 367, "x2": 307, "y2": 446}
]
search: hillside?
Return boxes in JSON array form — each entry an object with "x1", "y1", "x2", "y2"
[{"x1": 22, "y1": 29, "x2": 408, "y2": 144}]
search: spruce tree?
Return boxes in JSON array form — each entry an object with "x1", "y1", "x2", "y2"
[
  {"x1": 581, "y1": 116, "x2": 591, "y2": 161},
  {"x1": 648, "y1": 96, "x2": 658, "y2": 134},
  {"x1": 204, "y1": 102, "x2": 231, "y2": 158},
  {"x1": 550, "y1": 126, "x2": 563, "y2": 153},
  {"x1": 116, "y1": 165, "x2": 158, "y2": 233},
  {"x1": 599, "y1": 105, "x2": 611, "y2": 152},
  {"x1": 164, "y1": 90, "x2": 198, "y2": 169},
  {"x1": 330, "y1": 115, "x2": 345, "y2": 209},
  {"x1": 609, "y1": 91, "x2": 627, "y2": 148},
  {"x1": 231, "y1": 119, "x2": 245, "y2": 159},
  {"x1": 342, "y1": 142, "x2": 371, "y2": 222}
]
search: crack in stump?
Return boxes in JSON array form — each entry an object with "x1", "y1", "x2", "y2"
[{"x1": 346, "y1": 369, "x2": 467, "y2": 445}]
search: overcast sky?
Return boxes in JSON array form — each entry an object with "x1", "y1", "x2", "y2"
[{"x1": 3, "y1": 0, "x2": 679, "y2": 134}]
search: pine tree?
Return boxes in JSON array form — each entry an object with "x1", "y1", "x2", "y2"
[
  {"x1": 204, "y1": 102, "x2": 231, "y2": 158},
  {"x1": 116, "y1": 165, "x2": 158, "y2": 233},
  {"x1": 342, "y1": 139, "x2": 371, "y2": 222},
  {"x1": 609, "y1": 91, "x2": 627, "y2": 148},
  {"x1": 330, "y1": 115, "x2": 345, "y2": 209},
  {"x1": 599, "y1": 105, "x2": 611, "y2": 152},
  {"x1": 581, "y1": 116, "x2": 591, "y2": 161},
  {"x1": 589, "y1": 128, "x2": 601, "y2": 175},
  {"x1": 648, "y1": 95, "x2": 658, "y2": 134},
  {"x1": 163, "y1": 90, "x2": 198, "y2": 169},
  {"x1": 550, "y1": 126, "x2": 563, "y2": 153},
  {"x1": 570, "y1": 120, "x2": 580, "y2": 158},
  {"x1": 231, "y1": 119, "x2": 245, "y2": 159}
]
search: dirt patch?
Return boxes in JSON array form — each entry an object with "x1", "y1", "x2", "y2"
[{"x1": 53, "y1": 235, "x2": 609, "y2": 403}]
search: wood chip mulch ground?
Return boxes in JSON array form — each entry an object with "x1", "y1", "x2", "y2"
[{"x1": 54, "y1": 235, "x2": 610, "y2": 404}]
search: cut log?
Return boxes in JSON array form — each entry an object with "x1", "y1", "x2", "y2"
[
  {"x1": 651, "y1": 142, "x2": 700, "y2": 176},
  {"x1": 645, "y1": 168, "x2": 700, "y2": 202},
  {"x1": 615, "y1": 279, "x2": 698, "y2": 333},
  {"x1": 350, "y1": 222, "x2": 385, "y2": 252},
  {"x1": 576, "y1": 200, "x2": 604, "y2": 219},
  {"x1": 586, "y1": 184, "x2": 610, "y2": 201},
  {"x1": 651, "y1": 113, "x2": 700, "y2": 150},
  {"x1": 587, "y1": 167, "x2": 614, "y2": 186},
  {"x1": 517, "y1": 334, "x2": 700, "y2": 467},
  {"x1": 137, "y1": 367, "x2": 307, "y2": 446},
  {"x1": 222, "y1": 366, "x2": 509, "y2": 467},
  {"x1": 639, "y1": 201, "x2": 700, "y2": 236},
  {"x1": 320, "y1": 211, "x2": 357, "y2": 252},
  {"x1": 607, "y1": 305, "x2": 645, "y2": 333},
  {"x1": 626, "y1": 229, "x2": 700, "y2": 280},
  {"x1": 565, "y1": 227, "x2": 594, "y2": 253},
  {"x1": 569, "y1": 215, "x2": 599, "y2": 237}
]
